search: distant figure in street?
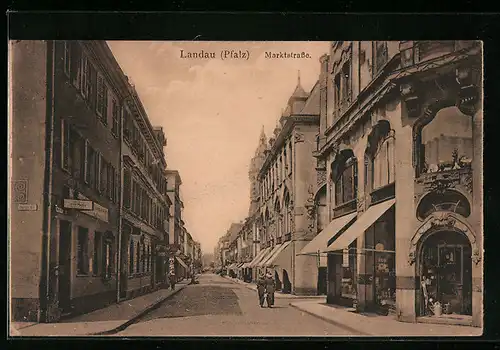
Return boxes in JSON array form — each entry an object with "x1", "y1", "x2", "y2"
[
  {"x1": 264, "y1": 271, "x2": 275, "y2": 308},
  {"x1": 169, "y1": 271, "x2": 176, "y2": 290},
  {"x1": 256, "y1": 273, "x2": 266, "y2": 308}
]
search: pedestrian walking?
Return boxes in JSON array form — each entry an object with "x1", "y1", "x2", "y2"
[
  {"x1": 256, "y1": 273, "x2": 266, "y2": 308},
  {"x1": 264, "y1": 271, "x2": 275, "y2": 308},
  {"x1": 169, "y1": 271, "x2": 176, "y2": 290}
]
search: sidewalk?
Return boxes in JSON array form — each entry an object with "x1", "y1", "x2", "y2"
[
  {"x1": 10, "y1": 280, "x2": 190, "y2": 337},
  {"x1": 290, "y1": 299, "x2": 483, "y2": 337},
  {"x1": 224, "y1": 276, "x2": 325, "y2": 300}
]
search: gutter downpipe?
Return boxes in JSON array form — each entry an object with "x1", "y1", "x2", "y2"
[
  {"x1": 116, "y1": 95, "x2": 125, "y2": 303},
  {"x1": 40, "y1": 40, "x2": 56, "y2": 322}
]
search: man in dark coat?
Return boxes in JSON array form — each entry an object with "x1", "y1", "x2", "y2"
[
  {"x1": 264, "y1": 271, "x2": 276, "y2": 308},
  {"x1": 168, "y1": 271, "x2": 176, "y2": 290},
  {"x1": 256, "y1": 273, "x2": 266, "y2": 307}
]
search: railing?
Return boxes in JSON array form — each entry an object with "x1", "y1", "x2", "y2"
[
  {"x1": 400, "y1": 41, "x2": 470, "y2": 68},
  {"x1": 333, "y1": 198, "x2": 357, "y2": 218}
]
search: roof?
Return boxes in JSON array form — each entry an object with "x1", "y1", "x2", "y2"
[{"x1": 298, "y1": 80, "x2": 320, "y2": 115}]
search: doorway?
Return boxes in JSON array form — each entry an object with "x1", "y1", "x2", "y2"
[
  {"x1": 419, "y1": 230, "x2": 472, "y2": 316},
  {"x1": 58, "y1": 220, "x2": 72, "y2": 313},
  {"x1": 317, "y1": 267, "x2": 328, "y2": 295},
  {"x1": 282, "y1": 270, "x2": 292, "y2": 294}
]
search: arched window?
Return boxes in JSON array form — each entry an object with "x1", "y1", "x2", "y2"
[
  {"x1": 275, "y1": 200, "x2": 281, "y2": 239},
  {"x1": 332, "y1": 150, "x2": 357, "y2": 207},
  {"x1": 283, "y1": 192, "x2": 291, "y2": 237},
  {"x1": 129, "y1": 239, "x2": 134, "y2": 275},
  {"x1": 365, "y1": 120, "x2": 395, "y2": 192}
]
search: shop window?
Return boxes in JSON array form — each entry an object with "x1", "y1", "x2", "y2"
[
  {"x1": 416, "y1": 107, "x2": 473, "y2": 176},
  {"x1": 419, "y1": 232, "x2": 472, "y2": 316},
  {"x1": 103, "y1": 239, "x2": 113, "y2": 279},
  {"x1": 341, "y1": 240, "x2": 357, "y2": 300},
  {"x1": 93, "y1": 231, "x2": 102, "y2": 276},
  {"x1": 129, "y1": 239, "x2": 134, "y2": 276},
  {"x1": 77, "y1": 226, "x2": 90, "y2": 275},
  {"x1": 136, "y1": 242, "x2": 141, "y2": 273}
]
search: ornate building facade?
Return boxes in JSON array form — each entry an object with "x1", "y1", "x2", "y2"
[
  {"x1": 309, "y1": 41, "x2": 482, "y2": 327},
  {"x1": 248, "y1": 76, "x2": 322, "y2": 295}
]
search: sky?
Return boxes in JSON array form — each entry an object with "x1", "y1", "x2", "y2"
[{"x1": 108, "y1": 41, "x2": 329, "y2": 254}]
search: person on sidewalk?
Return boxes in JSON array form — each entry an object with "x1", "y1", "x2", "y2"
[
  {"x1": 168, "y1": 271, "x2": 176, "y2": 290},
  {"x1": 264, "y1": 271, "x2": 275, "y2": 308},
  {"x1": 256, "y1": 272, "x2": 266, "y2": 308}
]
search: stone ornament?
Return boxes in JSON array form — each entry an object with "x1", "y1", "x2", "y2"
[
  {"x1": 408, "y1": 211, "x2": 478, "y2": 266},
  {"x1": 294, "y1": 132, "x2": 305, "y2": 143}
]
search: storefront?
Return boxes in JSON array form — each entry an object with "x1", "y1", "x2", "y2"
[{"x1": 325, "y1": 200, "x2": 395, "y2": 313}]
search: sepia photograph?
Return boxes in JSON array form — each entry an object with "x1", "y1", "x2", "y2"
[{"x1": 8, "y1": 40, "x2": 483, "y2": 337}]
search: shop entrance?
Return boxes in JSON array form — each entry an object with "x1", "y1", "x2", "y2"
[
  {"x1": 282, "y1": 270, "x2": 292, "y2": 294},
  {"x1": 418, "y1": 230, "x2": 472, "y2": 316}
]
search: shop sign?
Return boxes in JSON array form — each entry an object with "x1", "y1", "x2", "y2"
[
  {"x1": 17, "y1": 203, "x2": 38, "y2": 211},
  {"x1": 77, "y1": 194, "x2": 109, "y2": 222},
  {"x1": 342, "y1": 248, "x2": 349, "y2": 267},
  {"x1": 64, "y1": 199, "x2": 94, "y2": 210},
  {"x1": 55, "y1": 205, "x2": 65, "y2": 214}
]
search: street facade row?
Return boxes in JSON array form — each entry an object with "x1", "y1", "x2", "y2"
[
  {"x1": 215, "y1": 40, "x2": 483, "y2": 328},
  {"x1": 10, "y1": 40, "x2": 202, "y2": 323}
]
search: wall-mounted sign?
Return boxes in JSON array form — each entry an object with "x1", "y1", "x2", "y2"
[
  {"x1": 64, "y1": 199, "x2": 94, "y2": 210},
  {"x1": 55, "y1": 205, "x2": 65, "y2": 214},
  {"x1": 17, "y1": 204, "x2": 38, "y2": 211},
  {"x1": 76, "y1": 194, "x2": 109, "y2": 223}
]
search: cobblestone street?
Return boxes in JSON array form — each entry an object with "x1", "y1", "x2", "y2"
[{"x1": 114, "y1": 274, "x2": 355, "y2": 336}]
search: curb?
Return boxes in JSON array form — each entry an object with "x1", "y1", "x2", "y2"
[
  {"x1": 289, "y1": 303, "x2": 371, "y2": 336},
  {"x1": 90, "y1": 283, "x2": 189, "y2": 336}
]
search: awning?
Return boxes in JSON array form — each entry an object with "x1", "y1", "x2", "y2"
[
  {"x1": 249, "y1": 247, "x2": 271, "y2": 268},
  {"x1": 248, "y1": 248, "x2": 268, "y2": 268},
  {"x1": 257, "y1": 245, "x2": 280, "y2": 267},
  {"x1": 298, "y1": 212, "x2": 357, "y2": 256},
  {"x1": 325, "y1": 198, "x2": 396, "y2": 252},
  {"x1": 264, "y1": 241, "x2": 292, "y2": 267},
  {"x1": 175, "y1": 256, "x2": 188, "y2": 269},
  {"x1": 241, "y1": 262, "x2": 252, "y2": 269}
]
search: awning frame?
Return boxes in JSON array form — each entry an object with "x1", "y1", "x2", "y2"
[{"x1": 264, "y1": 241, "x2": 292, "y2": 268}]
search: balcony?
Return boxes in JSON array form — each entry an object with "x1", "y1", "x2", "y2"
[
  {"x1": 415, "y1": 167, "x2": 473, "y2": 198},
  {"x1": 332, "y1": 198, "x2": 357, "y2": 219},
  {"x1": 400, "y1": 41, "x2": 473, "y2": 68}
]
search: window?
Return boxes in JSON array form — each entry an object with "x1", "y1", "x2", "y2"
[
  {"x1": 77, "y1": 226, "x2": 89, "y2": 275},
  {"x1": 372, "y1": 137, "x2": 395, "y2": 189},
  {"x1": 107, "y1": 164, "x2": 115, "y2": 201},
  {"x1": 70, "y1": 129, "x2": 81, "y2": 177},
  {"x1": 111, "y1": 99, "x2": 120, "y2": 137},
  {"x1": 334, "y1": 73, "x2": 341, "y2": 108},
  {"x1": 373, "y1": 41, "x2": 389, "y2": 75},
  {"x1": 85, "y1": 142, "x2": 93, "y2": 185},
  {"x1": 334, "y1": 157, "x2": 357, "y2": 206},
  {"x1": 63, "y1": 41, "x2": 71, "y2": 76},
  {"x1": 61, "y1": 119, "x2": 70, "y2": 171},
  {"x1": 94, "y1": 152, "x2": 101, "y2": 192},
  {"x1": 100, "y1": 158, "x2": 108, "y2": 194},
  {"x1": 81, "y1": 140, "x2": 90, "y2": 183},
  {"x1": 341, "y1": 60, "x2": 352, "y2": 105},
  {"x1": 129, "y1": 239, "x2": 134, "y2": 276},
  {"x1": 93, "y1": 232, "x2": 102, "y2": 275},
  {"x1": 124, "y1": 169, "x2": 131, "y2": 208},
  {"x1": 103, "y1": 239, "x2": 112, "y2": 279},
  {"x1": 96, "y1": 74, "x2": 108, "y2": 123},
  {"x1": 81, "y1": 56, "x2": 91, "y2": 99},
  {"x1": 69, "y1": 42, "x2": 82, "y2": 87},
  {"x1": 123, "y1": 108, "x2": 132, "y2": 143}
]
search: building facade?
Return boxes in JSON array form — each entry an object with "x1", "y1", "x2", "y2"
[
  {"x1": 11, "y1": 40, "x2": 129, "y2": 321},
  {"x1": 311, "y1": 41, "x2": 482, "y2": 327},
  {"x1": 119, "y1": 85, "x2": 171, "y2": 300},
  {"x1": 165, "y1": 170, "x2": 189, "y2": 280},
  {"x1": 248, "y1": 77, "x2": 322, "y2": 295}
]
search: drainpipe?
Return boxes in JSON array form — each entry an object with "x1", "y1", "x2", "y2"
[
  {"x1": 116, "y1": 102, "x2": 124, "y2": 303},
  {"x1": 40, "y1": 40, "x2": 56, "y2": 322}
]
